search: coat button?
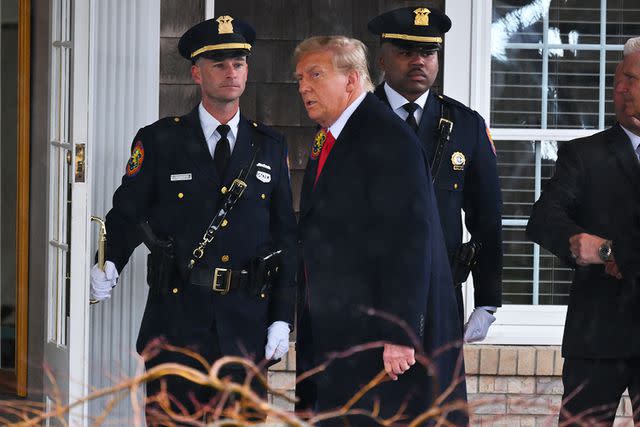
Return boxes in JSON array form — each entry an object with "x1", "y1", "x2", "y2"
[
  {"x1": 221, "y1": 186, "x2": 228, "y2": 194},
  {"x1": 221, "y1": 255, "x2": 230, "y2": 263},
  {"x1": 454, "y1": 183, "x2": 458, "y2": 190},
  {"x1": 221, "y1": 219, "x2": 229, "y2": 227},
  {"x1": 178, "y1": 192, "x2": 184, "y2": 199},
  {"x1": 172, "y1": 287, "x2": 179, "y2": 294},
  {"x1": 173, "y1": 117, "x2": 180, "y2": 123},
  {"x1": 261, "y1": 194, "x2": 266, "y2": 200}
]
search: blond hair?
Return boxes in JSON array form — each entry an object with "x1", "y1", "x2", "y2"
[
  {"x1": 624, "y1": 37, "x2": 640, "y2": 56},
  {"x1": 293, "y1": 35, "x2": 374, "y2": 92}
]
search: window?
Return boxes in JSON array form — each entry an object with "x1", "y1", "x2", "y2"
[{"x1": 446, "y1": 0, "x2": 639, "y2": 343}]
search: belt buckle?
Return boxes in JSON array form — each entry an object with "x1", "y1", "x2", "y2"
[{"x1": 213, "y1": 268, "x2": 231, "y2": 295}]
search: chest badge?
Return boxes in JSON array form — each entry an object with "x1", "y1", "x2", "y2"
[
  {"x1": 256, "y1": 170, "x2": 271, "y2": 183},
  {"x1": 451, "y1": 151, "x2": 466, "y2": 171},
  {"x1": 311, "y1": 129, "x2": 326, "y2": 160}
]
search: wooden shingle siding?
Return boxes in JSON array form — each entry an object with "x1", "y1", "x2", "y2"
[{"x1": 160, "y1": 0, "x2": 204, "y2": 117}]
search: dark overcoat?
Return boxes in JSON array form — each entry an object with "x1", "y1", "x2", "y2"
[
  {"x1": 374, "y1": 85, "x2": 503, "y2": 316},
  {"x1": 104, "y1": 106, "x2": 297, "y2": 361},
  {"x1": 527, "y1": 124, "x2": 640, "y2": 359},
  {"x1": 297, "y1": 93, "x2": 466, "y2": 425}
]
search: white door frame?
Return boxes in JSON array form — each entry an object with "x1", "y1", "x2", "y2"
[{"x1": 44, "y1": 0, "x2": 92, "y2": 424}]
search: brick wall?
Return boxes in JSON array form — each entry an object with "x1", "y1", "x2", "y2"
[{"x1": 269, "y1": 345, "x2": 636, "y2": 426}]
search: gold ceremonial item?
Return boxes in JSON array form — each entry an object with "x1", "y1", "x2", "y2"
[
  {"x1": 414, "y1": 8, "x2": 431, "y2": 26},
  {"x1": 90, "y1": 216, "x2": 107, "y2": 305},
  {"x1": 217, "y1": 15, "x2": 234, "y2": 34},
  {"x1": 451, "y1": 151, "x2": 466, "y2": 171}
]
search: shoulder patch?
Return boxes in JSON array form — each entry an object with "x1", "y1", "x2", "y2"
[
  {"x1": 485, "y1": 126, "x2": 497, "y2": 156},
  {"x1": 126, "y1": 141, "x2": 145, "y2": 177}
]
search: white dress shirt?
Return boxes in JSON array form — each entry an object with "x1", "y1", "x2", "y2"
[
  {"x1": 326, "y1": 92, "x2": 368, "y2": 139},
  {"x1": 620, "y1": 124, "x2": 640, "y2": 162},
  {"x1": 198, "y1": 103, "x2": 240, "y2": 159},
  {"x1": 383, "y1": 82, "x2": 430, "y2": 125}
]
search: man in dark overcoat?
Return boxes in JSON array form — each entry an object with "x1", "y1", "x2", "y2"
[
  {"x1": 527, "y1": 41, "x2": 640, "y2": 425},
  {"x1": 369, "y1": 6, "x2": 503, "y2": 343},
  {"x1": 294, "y1": 35, "x2": 466, "y2": 426},
  {"x1": 89, "y1": 16, "x2": 297, "y2": 424}
]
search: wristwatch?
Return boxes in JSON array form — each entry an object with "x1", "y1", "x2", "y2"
[{"x1": 598, "y1": 240, "x2": 613, "y2": 262}]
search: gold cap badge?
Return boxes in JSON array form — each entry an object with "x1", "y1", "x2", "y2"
[
  {"x1": 216, "y1": 16, "x2": 234, "y2": 34},
  {"x1": 451, "y1": 151, "x2": 466, "y2": 171},
  {"x1": 414, "y1": 8, "x2": 431, "y2": 26}
]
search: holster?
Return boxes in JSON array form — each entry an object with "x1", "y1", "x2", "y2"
[
  {"x1": 248, "y1": 249, "x2": 283, "y2": 299},
  {"x1": 140, "y1": 222, "x2": 176, "y2": 294},
  {"x1": 451, "y1": 241, "x2": 481, "y2": 287}
]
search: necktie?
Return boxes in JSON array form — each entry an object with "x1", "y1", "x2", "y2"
[
  {"x1": 314, "y1": 130, "x2": 336, "y2": 186},
  {"x1": 214, "y1": 124, "x2": 231, "y2": 177},
  {"x1": 403, "y1": 102, "x2": 419, "y2": 133}
]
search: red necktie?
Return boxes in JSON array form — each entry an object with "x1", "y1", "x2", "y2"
[{"x1": 314, "y1": 130, "x2": 336, "y2": 185}]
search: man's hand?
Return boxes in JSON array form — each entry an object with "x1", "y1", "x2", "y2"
[
  {"x1": 604, "y1": 259, "x2": 623, "y2": 280},
  {"x1": 383, "y1": 344, "x2": 415, "y2": 381},
  {"x1": 464, "y1": 307, "x2": 496, "y2": 343},
  {"x1": 569, "y1": 233, "x2": 607, "y2": 266},
  {"x1": 90, "y1": 261, "x2": 118, "y2": 301},
  {"x1": 265, "y1": 321, "x2": 290, "y2": 360}
]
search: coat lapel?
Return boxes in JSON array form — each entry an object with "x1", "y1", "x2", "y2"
[
  {"x1": 182, "y1": 107, "x2": 220, "y2": 187},
  {"x1": 300, "y1": 156, "x2": 317, "y2": 216},
  {"x1": 223, "y1": 116, "x2": 254, "y2": 184},
  {"x1": 608, "y1": 123, "x2": 640, "y2": 193}
]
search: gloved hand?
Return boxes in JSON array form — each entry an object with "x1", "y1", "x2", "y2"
[
  {"x1": 265, "y1": 321, "x2": 290, "y2": 360},
  {"x1": 90, "y1": 261, "x2": 119, "y2": 302},
  {"x1": 464, "y1": 307, "x2": 496, "y2": 343}
]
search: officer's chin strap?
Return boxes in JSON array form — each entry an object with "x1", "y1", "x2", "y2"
[{"x1": 188, "y1": 143, "x2": 261, "y2": 270}]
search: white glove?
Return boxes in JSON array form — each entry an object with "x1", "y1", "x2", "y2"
[
  {"x1": 265, "y1": 321, "x2": 290, "y2": 360},
  {"x1": 464, "y1": 307, "x2": 496, "y2": 343},
  {"x1": 90, "y1": 261, "x2": 119, "y2": 302}
]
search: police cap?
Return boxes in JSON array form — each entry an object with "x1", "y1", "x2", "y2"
[
  {"x1": 368, "y1": 6, "x2": 451, "y2": 52},
  {"x1": 178, "y1": 15, "x2": 256, "y2": 62}
]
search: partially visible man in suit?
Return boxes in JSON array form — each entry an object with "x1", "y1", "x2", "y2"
[
  {"x1": 294, "y1": 35, "x2": 466, "y2": 426},
  {"x1": 526, "y1": 38, "x2": 640, "y2": 426},
  {"x1": 89, "y1": 16, "x2": 296, "y2": 424},
  {"x1": 368, "y1": 6, "x2": 503, "y2": 343}
]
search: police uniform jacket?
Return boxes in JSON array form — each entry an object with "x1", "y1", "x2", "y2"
[
  {"x1": 526, "y1": 124, "x2": 640, "y2": 359},
  {"x1": 298, "y1": 93, "x2": 465, "y2": 420},
  {"x1": 104, "y1": 106, "x2": 297, "y2": 360},
  {"x1": 375, "y1": 85, "x2": 503, "y2": 308}
]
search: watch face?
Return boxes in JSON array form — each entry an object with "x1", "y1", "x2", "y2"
[{"x1": 598, "y1": 243, "x2": 612, "y2": 262}]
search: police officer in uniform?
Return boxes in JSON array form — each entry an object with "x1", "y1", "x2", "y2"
[
  {"x1": 89, "y1": 16, "x2": 296, "y2": 424},
  {"x1": 369, "y1": 6, "x2": 503, "y2": 343}
]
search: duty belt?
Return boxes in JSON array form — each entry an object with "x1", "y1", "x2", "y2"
[{"x1": 190, "y1": 266, "x2": 250, "y2": 295}]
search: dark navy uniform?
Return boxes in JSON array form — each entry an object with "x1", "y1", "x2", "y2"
[
  {"x1": 375, "y1": 87, "x2": 503, "y2": 314},
  {"x1": 100, "y1": 16, "x2": 296, "y2": 422},
  {"x1": 105, "y1": 110, "x2": 296, "y2": 357},
  {"x1": 369, "y1": 6, "x2": 503, "y2": 322}
]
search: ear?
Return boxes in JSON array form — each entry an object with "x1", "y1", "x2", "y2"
[
  {"x1": 378, "y1": 53, "x2": 385, "y2": 71},
  {"x1": 345, "y1": 69, "x2": 359, "y2": 93},
  {"x1": 191, "y1": 64, "x2": 201, "y2": 85}
]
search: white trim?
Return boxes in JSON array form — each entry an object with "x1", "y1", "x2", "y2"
[
  {"x1": 443, "y1": 0, "x2": 471, "y2": 105},
  {"x1": 205, "y1": 0, "x2": 215, "y2": 19},
  {"x1": 69, "y1": 0, "x2": 91, "y2": 424},
  {"x1": 490, "y1": 128, "x2": 596, "y2": 141},
  {"x1": 477, "y1": 305, "x2": 566, "y2": 345},
  {"x1": 469, "y1": 0, "x2": 492, "y2": 119}
]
